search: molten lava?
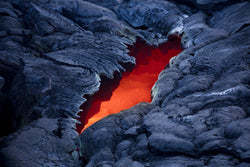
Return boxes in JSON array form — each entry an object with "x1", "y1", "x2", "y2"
[{"x1": 76, "y1": 38, "x2": 182, "y2": 133}]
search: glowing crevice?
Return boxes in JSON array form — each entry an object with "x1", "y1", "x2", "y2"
[{"x1": 76, "y1": 38, "x2": 182, "y2": 134}]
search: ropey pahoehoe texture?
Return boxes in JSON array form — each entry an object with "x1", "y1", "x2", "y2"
[{"x1": 0, "y1": 0, "x2": 249, "y2": 166}]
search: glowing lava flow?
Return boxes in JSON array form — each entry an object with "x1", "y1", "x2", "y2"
[{"x1": 76, "y1": 38, "x2": 182, "y2": 134}]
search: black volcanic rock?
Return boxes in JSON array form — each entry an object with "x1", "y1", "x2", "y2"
[
  {"x1": 0, "y1": 118, "x2": 79, "y2": 166},
  {"x1": 0, "y1": 0, "x2": 249, "y2": 167},
  {"x1": 115, "y1": 0, "x2": 189, "y2": 44}
]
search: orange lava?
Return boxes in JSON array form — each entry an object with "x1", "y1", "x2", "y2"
[{"x1": 76, "y1": 38, "x2": 182, "y2": 134}]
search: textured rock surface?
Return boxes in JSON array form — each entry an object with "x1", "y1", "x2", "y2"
[{"x1": 0, "y1": 0, "x2": 249, "y2": 167}]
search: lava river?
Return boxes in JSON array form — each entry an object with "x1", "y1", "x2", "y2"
[{"x1": 77, "y1": 38, "x2": 182, "y2": 133}]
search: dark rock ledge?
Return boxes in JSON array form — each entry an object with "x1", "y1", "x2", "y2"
[{"x1": 0, "y1": 0, "x2": 249, "y2": 166}]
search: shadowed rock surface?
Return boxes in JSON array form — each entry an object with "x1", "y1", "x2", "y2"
[{"x1": 0, "y1": 0, "x2": 249, "y2": 166}]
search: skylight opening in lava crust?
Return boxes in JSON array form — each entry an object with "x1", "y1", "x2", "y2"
[{"x1": 76, "y1": 38, "x2": 182, "y2": 134}]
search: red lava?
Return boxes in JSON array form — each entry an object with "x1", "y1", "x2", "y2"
[{"x1": 76, "y1": 38, "x2": 182, "y2": 134}]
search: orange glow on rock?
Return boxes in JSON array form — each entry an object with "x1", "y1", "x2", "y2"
[{"x1": 76, "y1": 38, "x2": 182, "y2": 134}]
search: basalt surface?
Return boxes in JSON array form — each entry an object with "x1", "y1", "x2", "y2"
[{"x1": 0, "y1": 0, "x2": 249, "y2": 167}]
